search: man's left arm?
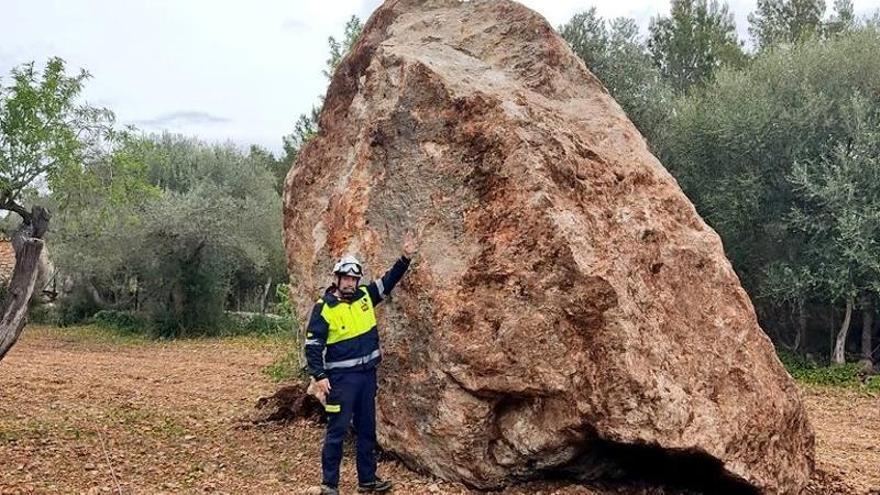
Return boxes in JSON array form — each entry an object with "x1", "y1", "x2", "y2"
[
  {"x1": 366, "y1": 231, "x2": 418, "y2": 305},
  {"x1": 366, "y1": 256, "x2": 411, "y2": 306}
]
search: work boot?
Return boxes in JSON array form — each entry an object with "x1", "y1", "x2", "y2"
[
  {"x1": 357, "y1": 477, "x2": 393, "y2": 492},
  {"x1": 320, "y1": 485, "x2": 339, "y2": 495}
]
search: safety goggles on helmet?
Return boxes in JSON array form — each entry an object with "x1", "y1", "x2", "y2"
[
  {"x1": 332, "y1": 255, "x2": 363, "y2": 277},
  {"x1": 334, "y1": 262, "x2": 363, "y2": 277}
]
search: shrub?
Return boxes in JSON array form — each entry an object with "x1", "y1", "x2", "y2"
[
  {"x1": 93, "y1": 309, "x2": 149, "y2": 333},
  {"x1": 263, "y1": 349, "x2": 306, "y2": 382},
  {"x1": 221, "y1": 311, "x2": 296, "y2": 337},
  {"x1": 56, "y1": 287, "x2": 101, "y2": 327},
  {"x1": 779, "y1": 351, "x2": 880, "y2": 391},
  {"x1": 28, "y1": 303, "x2": 60, "y2": 325}
]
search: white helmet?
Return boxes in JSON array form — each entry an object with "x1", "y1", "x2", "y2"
[{"x1": 332, "y1": 255, "x2": 363, "y2": 277}]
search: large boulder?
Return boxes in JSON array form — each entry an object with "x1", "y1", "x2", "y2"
[{"x1": 282, "y1": 0, "x2": 814, "y2": 492}]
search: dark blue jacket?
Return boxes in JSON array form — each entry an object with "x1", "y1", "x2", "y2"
[{"x1": 304, "y1": 256, "x2": 410, "y2": 379}]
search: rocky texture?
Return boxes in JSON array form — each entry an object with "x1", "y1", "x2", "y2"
[{"x1": 282, "y1": 0, "x2": 815, "y2": 493}]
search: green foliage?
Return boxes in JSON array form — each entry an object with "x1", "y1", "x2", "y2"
[
  {"x1": 784, "y1": 99, "x2": 880, "y2": 301},
  {"x1": 324, "y1": 16, "x2": 365, "y2": 79},
  {"x1": 558, "y1": 9, "x2": 672, "y2": 139},
  {"x1": 779, "y1": 351, "x2": 880, "y2": 391},
  {"x1": 825, "y1": 0, "x2": 856, "y2": 36},
  {"x1": 748, "y1": 0, "x2": 857, "y2": 49},
  {"x1": 260, "y1": 286, "x2": 303, "y2": 381},
  {"x1": 56, "y1": 287, "x2": 101, "y2": 327},
  {"x1": 238, "y1": 314, "x2": 289, "y2": 335},
  {"x1": 0, "y1": 57, "x2": 113, "y2": 208},
  {"x1": 249, "y1": 144, "x2": 287, "y2": 195},
  {"x1": 52, "y1": 133, "x2": 286, "y2": 337},
  {"x1": 648, "y1": 0, "x2": 746, "y2": 92},
  {"x1": 0, "y1": 58, "x2": 113, "y2": 349},
  {"x1": 223, "y1": 312, "x2": 296, "y2": 337},
  {"x1": 274, "y1": 283, "x2": 295, "y2": 319},
  {"x1": 650, "y1": 26, "x2": 880, "y2": 361},
  {"x1": 749, "y1": 0, "x2": 826, "y2": 48},
  {"x1": 52, "y1": 130, "x2": 158, "y2": 214},
  {"x1": 655, "y1": 28, "x2": 880, "y2": 298},
  {"x1": 27, "y1": 302, "x2": 59, "y2": 325},
  {"x1": 93, "y1": 309, "x2": 149, "y2": 334},
  {"x1": 279, "y1": 105, "x2": 320, "y2": 173},
  {"x1": 52, "y1": 133, "x2": 160, "y2": 291},
  {"x1": 10, "y1": 57, "x2": 292, "y2": 340},
  {"x1": 263, "y1": 349, "x2": 306, "y2": 382},
  {"x1": 79, "y1": 309, "x2": 294, "y2": 339}
]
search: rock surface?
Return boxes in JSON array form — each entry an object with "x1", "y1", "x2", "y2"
[{"x1": 282, "y1": 0, "x2": 815, "y2": 492}]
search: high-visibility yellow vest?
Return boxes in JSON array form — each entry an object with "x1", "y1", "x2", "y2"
[{"x1": 319, "y1": 286, "x2": 377, "y2": 345}]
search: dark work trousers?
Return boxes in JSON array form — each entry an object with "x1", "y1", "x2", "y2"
[{"x1": 321, "y1": 368, "x2": 378, "y2": 487}]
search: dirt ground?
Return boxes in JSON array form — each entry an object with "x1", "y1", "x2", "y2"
[{"x1": 1, "y1": 326, "x2": 878, "y2": 495}]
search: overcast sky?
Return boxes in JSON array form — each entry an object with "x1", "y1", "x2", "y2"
[{"x1": 2, "y1": 0, "x2": 878, "y2": 154}]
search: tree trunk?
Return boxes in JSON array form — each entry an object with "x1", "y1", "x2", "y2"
[
  {"x1": 0, "y1": 206, "x2": 50, "y2": 361},
  {"x1": 170, "y1": 283, "x2": 185, "y2": 318},
  {"x1": 833, "y1": 297, "x2": 854, "y2": 364},
  {"x1": 260, "y1": 277, "x2": 272, "y2": 314},
  {"x1": 861, "y1": 295, "x2": 874, "y2": 365},
  {"x1": 794, "y1": 300, "x2": 807, "y2": 352},
  {"x1": 86, "y1": 280, "x2": 106, "y2": 307}
]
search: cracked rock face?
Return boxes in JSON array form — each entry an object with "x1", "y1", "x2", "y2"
[{"x1": 282, "y1": 0, "x2": 814, "y2": 492}]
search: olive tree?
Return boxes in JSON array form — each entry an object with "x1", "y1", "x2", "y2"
[
  {"x1": 0, "y1": 57, "x2": 112, "y2": 359},
  {"x1": 648, "y1": 0, "x2": 746, "y2": 93},
  {"x1": 558, "y1": 9, "x2": 672, "y2": 140},
  {"x1": 654, "y1": 28, "x2": 880, "y2": 360},
  {"x1": 52, "y1": 133, "x2": 285, "y2": 337},
  {"x1": 784, "y1": 99, "x2": 880, "y2": 363}
]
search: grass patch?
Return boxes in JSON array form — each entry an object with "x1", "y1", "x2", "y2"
[
  {"x1": 107, "y1": 405, "x2": 189, "y2": 439},
  {"x1": 213, "y1": 312, "x2": 296, "y2": 338},
  {"x1": 262, "y1": 348, "x2": 306, "y2": 382},
  {"x1": 26, "y1": 323, "x2": 299, "y2": 359},
  {"x1": 0, "y1": 418, "x2": 65, "y2": 444},
  {"x1": 93, "y1": 309, "x2": 150, "y2": 334},
  {"x1": 779, "y1": 351, "x2": 880, "y2": 392},
  {"x1": 36, "y1": 308, "x2": 298, "y2": 343},
  {"x1": 27, "y1": 323, "x2": 149, "y2": 346},
  {"x1": 26, "y1": 322, "x2": 304, "y2": 383},
  {"x1": 86, "y1": 309, "x2": 297, "y2": 339},
  {"x1": 0, "y1": 426, "x2": 24, "y2": 444}
]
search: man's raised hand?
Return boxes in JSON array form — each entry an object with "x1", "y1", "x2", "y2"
[
  {"x1": 403, "y1": 222, "x2": 429, "y2": 258},
  {"x1": 402, "y1": 231, "x2": 417, "y2": 258}
]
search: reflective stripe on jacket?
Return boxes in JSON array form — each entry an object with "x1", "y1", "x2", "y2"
[{"x1": 304, "y1": 256, "x2": 410, "y2": 379}]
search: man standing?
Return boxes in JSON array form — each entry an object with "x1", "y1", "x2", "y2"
[{"x1": 305, "y1": 237, "x2": 415, "y2": 494}]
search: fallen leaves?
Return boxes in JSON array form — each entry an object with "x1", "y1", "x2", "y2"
[{"x1": 0, "y1": 326, "x2": 877, "y2": 494}]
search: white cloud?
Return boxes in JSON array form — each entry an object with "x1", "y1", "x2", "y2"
[
  {"x1": 133, "y1": 110, "x2": 231, "y2": 127},
  {"x1": 1, "y1": 0, "x2": 878, "y2": 153}
]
